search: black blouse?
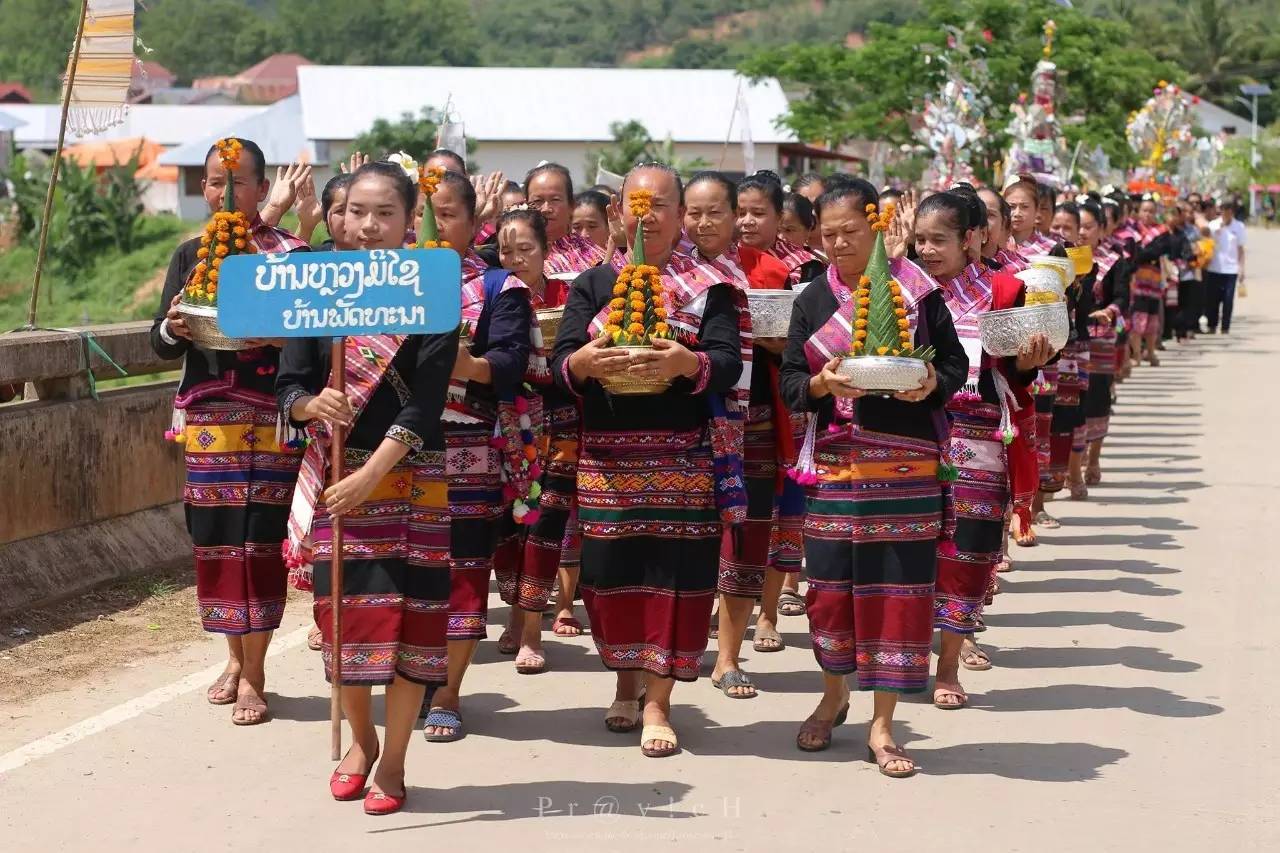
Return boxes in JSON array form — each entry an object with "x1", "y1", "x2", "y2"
[
  {"x1": 276, "y1": 333, "x2": 458, "y2": 455},
  {"x1": 550, "y1": 265, "x2": 743, "y2": 435},
  {"x1": 779, "y1": 270, "x2": 969, "y2": 442}
]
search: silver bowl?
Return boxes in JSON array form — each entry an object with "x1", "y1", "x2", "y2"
[
  {"x1": 177, "y1": 301, "x2": 250, "y2": 351},
  {"x1": 836, "y1": 355, "x2": 928, "y2": 393},
  {"x1": 746, "y1": 290, "x2": 796, "y2": 339},
  {"x1": 536, "y1": 307, "x2": 564, "y2": 350},
  {"x1": 978, "y1": 301, "x2": 1069, "y2": 357}
]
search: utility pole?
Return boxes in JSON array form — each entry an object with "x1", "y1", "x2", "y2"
[{"x1": 1238, "y1": 83, "x2": 1272, "y2": 218}]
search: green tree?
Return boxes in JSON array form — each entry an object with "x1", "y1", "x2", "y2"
[
  {"x1": 586, "y1": 120, "x2": 709, "y2": 177},
  {"x1": 0, "y1": 0, "x2": 79, "y2": 100},
  {"x1": 742, "y1": 0, "x2": 1181, "y2": 171},
  {"x1": 271, "y1": 0, "x2": 480, "y2": 66},
  {"x1": 136, "y1": 0, "x2": 278, "y2": 82},
  {"x1": 350, "y1": 106, "x2": 478, "y2": 168}
]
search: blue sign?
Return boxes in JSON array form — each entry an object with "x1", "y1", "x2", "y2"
[{"x1": 216, "y1": 248, "x2": 462, "y2": 337}]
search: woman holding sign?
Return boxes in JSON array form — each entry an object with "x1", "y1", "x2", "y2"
[
  {"x1": 277, "y1": 162, "x2": 459, "y2": 815},
  {"x1": 551, "y1": 163, "x2": 745, "y2": 758}
]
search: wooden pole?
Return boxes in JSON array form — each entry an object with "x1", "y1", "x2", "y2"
[
  {"x1": 328, "y1": 336, "x2": 346, "y2": 761},
  {"x1": 24, "y1": 0, "x2": 90, "y2": 330}
]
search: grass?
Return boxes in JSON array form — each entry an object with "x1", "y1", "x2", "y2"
[{"x1": 0, "y1": 215, "x2": 193, "y2": 332}]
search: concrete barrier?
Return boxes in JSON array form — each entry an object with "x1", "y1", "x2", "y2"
[{"x1": 0, "y1": 322, "x2": 189, "y2": 614}]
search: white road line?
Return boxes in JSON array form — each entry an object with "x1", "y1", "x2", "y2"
[{"x1": 0, "y1": 626, "x2": 311, "y2": 776}]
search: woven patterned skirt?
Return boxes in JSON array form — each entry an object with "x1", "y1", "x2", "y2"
[
  {"x1": 1044, "y1": 342, "x2": 1090, "y2": 489},
  {"x1": 576, "y1": 427, "x2": 720, "y2": 682},
  {"x1": 803, "y1": 428, "x2": 942, "y2": 693},
  {"x1": 937, "y1": 404, "x2": 1007, "y2": 634},
  {"x1": 443, "y1": 418, "x2": 504, "y2": 641},
  {"x1": 1085, "y1": 323, "x2": 1117, "y2": 441},
  {"x1": 182, "y1": 401, "x2": 302, "y2": 635},
  {"x1": 496, "y1": 391, "x2": 580, "y2": 612},
  {"x1": 718, "y1": 404, "x2": 792, "y2": 598},
  {"x1": 1130, "y1": 266, "x2": 1164, "y2": 337},
  {"x1": 1034, "y1": 365, "x2": 1058, "y2": 490},
  {"x1": 312, "y1": 450, "x2": 450, "y2": 686}
]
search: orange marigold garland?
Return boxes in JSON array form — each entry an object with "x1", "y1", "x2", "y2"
[
  {"x1": 604, "y1": 188, "x2": 673, "y2": 345},
  {"x1": 182, "y1": 138, "x2": 255, "y2": 308},
  {"x1": 417, "y1": 166, "x2": 452, "y2": 249},
  {"x1": 849, "y1": 202, "x2": 935, "y2": 362}
]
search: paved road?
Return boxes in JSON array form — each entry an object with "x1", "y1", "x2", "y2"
[{"x1": 2, "y1": 232, "x2": 1278, "y2": 852}]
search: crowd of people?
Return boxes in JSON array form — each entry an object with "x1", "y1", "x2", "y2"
[{"x1": 151, "y1": 135, "x2": 1247, "y2": 813}]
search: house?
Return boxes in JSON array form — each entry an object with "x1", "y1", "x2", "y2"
[
  {"x1": 297, "y1": 65, "x2": 794, "y2": 186},
  {"x1": 157, "y1": 95, "x2": 320, "y2": 219},
  {"x1": 1194, "y1": 99, "x2": 1250, "y2": 136},
  {"x1": 194, "y1": 53, "x2": 312, "y2": 105},
  {"x1": 4, "y1": 103, "x2": 267, "y2": 151},
  {"x1": 0, "y1": 83, "x2": 33, "y2": 105},
  {"x1": 129, "y1": 61, "x2": 177, "y2": 103}
]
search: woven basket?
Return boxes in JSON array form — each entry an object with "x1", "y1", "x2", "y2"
[
  {"x1": 178, "y1": 302, "x2": 249, "y2": 351},
  {"x1": 536, "y1": 307, "x2": 564, "y2": 351},
  {"x1": 836, "y1": 355, "x2": 929, "y2": 394},
  {"x1": 600, "y1": 345, "x2": 672, "y2": 395}
]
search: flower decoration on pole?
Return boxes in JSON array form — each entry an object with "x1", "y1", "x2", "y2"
[
  {"x1": 916, "y1": 24, "x2": 993, "y2": 190},
  {"x1": 603, "y1": 187, "x2": 672, "y2": 346},
  {"x1": 416, "y1": 165, "x2": 451, "y2": 249},
  {"x1": 848, "y1": 203, "x2": 935, "y2": 364},
  {"x1": 183, "y1": 138, "x2": 257, "y2": 307},
  {"x1": 1127, "y1": 81, "x2": 1194, "y2": 189},
  {"x1": 1004, "y1": 19, "x2": 1067, "y2": 189}
]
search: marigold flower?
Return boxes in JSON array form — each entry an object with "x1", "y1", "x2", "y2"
[
  {"x1": 654, "y1": 322, "x2": 669, "y2": 336},
  {"x1": 610, "y1": 297, "x2": 625, "y2": 309},
  {"x1": 855, "y1": 319, "x2": 867, "y2": 329},
  {"x1": 857, "y1": 308, "x2": 868, "y2": 319},
  {"x1": 628, "y1": 322, "x2": 644, "y2": 335},
  {"x1": 855, "y1": 329, "x2": 867, "y2": 341},
  {"x1": 613, "y1": 284, "x2": 628, "y2": 296},
  {"x1": 877, "y1": 346, "x2": 889, "y2": 355},
  {"x1": 234, "y1": 239, "x2": 246, "y2": 250},
  {"x1": 859, "y1": 276, "x2": 871, "y2": 286},
  {"x1": 214, "y1": 244, "x2": 229, "y2": 258},
  {"x1": 630, "y1": 311, "x2": 644, "y2": 322},
  {"x1": 895, "y1": 308, "x2": 907, "y2": 318},
  {"x1": 865, "y1": 204, "x2": 877, "y2": 214},
  {"x1": 897, "y1": 319, "x2": 909, "y2": 330},
  {"x1": 233, "y1": 226, "x2": 247, "y2": 237},
  {"x1": 208, "y1": 270, "x2": 219, "y2": 283},
  {"x1": 654, "y1": 307, "x2": 667, "y2": 319},
  {"x1": 196, "y1": 247, "x2": 209, "y2": 260}
]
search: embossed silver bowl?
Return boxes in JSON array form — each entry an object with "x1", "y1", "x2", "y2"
[
  {"x1": 836, "y1": 355, "x2": 929, "y2": 393},
  {"x1": 978, "y1": 301, "x2": 1069, "y2": 357},
  {"x1": 747, "y1": 290, "x2": 796, "y2": 338}
]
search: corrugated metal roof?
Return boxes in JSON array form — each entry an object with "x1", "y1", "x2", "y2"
[
  {"x1": 6, "y1": 104, "x2": 267, "y2": 149},
  {"x1": 157, "y1": 95, "x2": 320, "y2": 166},
  {"x1": 297, "y1": 65, "x2": 795, "y2": 144}
]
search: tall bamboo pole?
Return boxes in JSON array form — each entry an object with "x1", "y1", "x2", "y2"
[{"x1": 24, "y1": 0, "x2": 90, "y2": 330}]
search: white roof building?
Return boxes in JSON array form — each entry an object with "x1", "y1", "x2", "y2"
[
  {"x1": 5, "y1": 104, "x2": 267, "y2": 150},
  {"x1": 1193, "y1": 100, "x2": 1251, "y2": 136}
]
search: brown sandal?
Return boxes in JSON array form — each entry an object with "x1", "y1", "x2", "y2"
[
  {"x1": 795, "y1": 703, "x2": 849, "y2": 752},
  {"x1": 867, "y1": 743, "x2": 917, "y2": 778},
  {"x1": 231, "y1": 685, "x2": 270, "y2": 726},
  {"x1": 206, "y1": 671, "x2": 239, "y2": 706}
]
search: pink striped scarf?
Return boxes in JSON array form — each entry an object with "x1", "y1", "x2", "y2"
[
  {"x1": 767, "y1": 237, "x2": 821, "y2": 285},
  {"x1": 801, "y1": 257, "x2": 938, "y2": 374},
  {"x1": 284, "y1": 334, "x2": 407, "y2": 583},
  {"x1": 545, "y1": 232, "x2": 607, "y2": 277},
  {"x1": 939, "y1": 262, "x2": 993, "y2": 391}
]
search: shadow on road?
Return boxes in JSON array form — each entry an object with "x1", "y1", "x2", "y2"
[
  {"x1": 989, "y1": 645, "x2": 1200, "y2": 673},
  {"x1": 974, "y1": 684, "x2": 1222, "y2": 717}
]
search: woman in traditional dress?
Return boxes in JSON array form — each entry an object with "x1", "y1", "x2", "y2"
[
  {"x1": 781, "y1": 192, "x2": 818, "y2": 250},
  {"x1": 277, "y1": 162, "x2": 458, "y2": 814},
  {"x1": 527, "y1": 164, "x2": 615, "y2": 641},
  {"x1": 1079, "y1": 200, "x2": 1128, "y2": 485},
  {"x1": 915, "y1": 189, "x2": 1051, "y2": 709},
  {"x1": 781, "y1": 179, "x2": 968, "y2": 776},
  {"x1": 683, "y1": 170, "x2": 791, "y2": 699},
  {"x1": 979, "y1": 188, "x2": 1027, "y2": 272},
  {"x1": 316, "y1": 173, "x2": 355, "y2": 252},
  {"x1": 1003, "y1": 177, "x2": 1059, "y2": 548},
  {"x1": 737, "y1": 171, "x2": 826, "y2": 625},
  {"x1": 420, "y1": 171, "x2": 533, "y2": 742},
  {"x1": 1043, "y1": 203, "x2": 1097, "y2": 501},
  {"x1": 572, "y1": 190, "x2": 614, "y2": 251},
  {"x1": 1128, "y1": 196, "x2": 1188, "y2": 367},
  {"x1": 151, "y1": 137, "x2": 309, "y2": 725},
  {"x1": 551, "y1": 163, "x2": 744, "y2": 758},
  {"x1": 492, "y1": 207, "x2": 577, "y2": 675}
]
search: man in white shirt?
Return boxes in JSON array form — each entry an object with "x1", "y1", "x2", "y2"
[{"x1": 1205, "y1": 201, "x2": 1247, "y2": 334}]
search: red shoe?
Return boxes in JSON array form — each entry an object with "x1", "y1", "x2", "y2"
[
  {"x1": 329, "y1": 747, "x2": 378, "y2": 801},
  {"x1": 364, "y1": 785, "x2": 406, "y2": 816}
]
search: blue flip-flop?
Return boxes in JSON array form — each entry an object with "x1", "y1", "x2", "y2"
[{"x1": 422, "y1": 707, "x2": 464, "y2": 742}]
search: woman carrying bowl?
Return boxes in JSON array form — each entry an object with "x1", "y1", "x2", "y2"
[
  {"x1": 912, "y1": 189, "x2": 1052, "y2": 710},
  {"x1": 491, "y1": 207, "x2": 579, "y2": 675},
  {"x1": 779, "y1": 178, "x2": 968, "y2": 776},
  {"x1": 1079, "y1": 201, "x2": 1129, "y2": 485},
  {"x1": 684, "y1": 170, "x2": 794, "y2": 699},
  {"x1": 551, "y1": 163, "x2": 745, "y2": 758}
]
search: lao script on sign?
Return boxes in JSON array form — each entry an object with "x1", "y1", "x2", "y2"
[{"x1": 216, "y1": 248, "x2": 463, "y2": 337}]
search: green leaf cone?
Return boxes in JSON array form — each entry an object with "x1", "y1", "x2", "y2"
[{"x1": 863, "y1": 229, "x2": 899, "y2": 355}]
